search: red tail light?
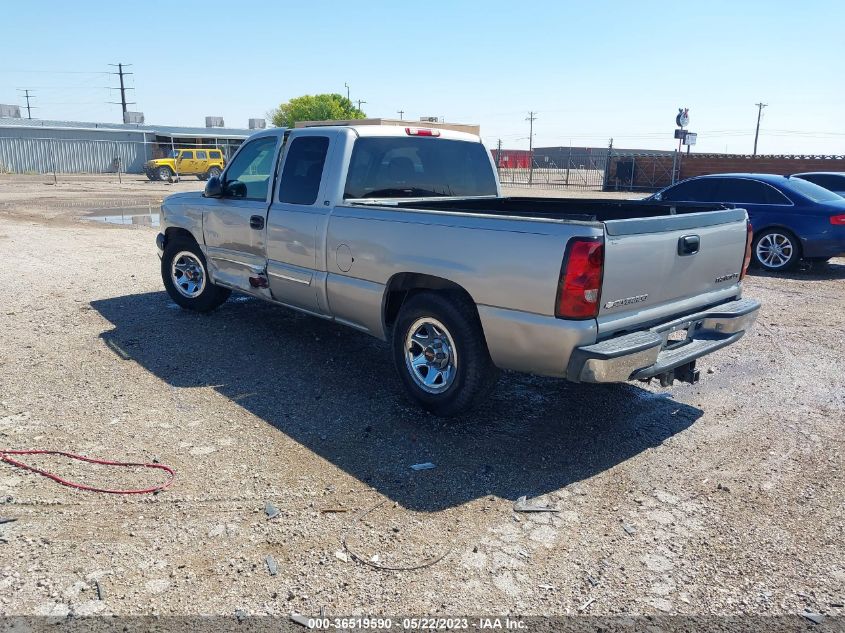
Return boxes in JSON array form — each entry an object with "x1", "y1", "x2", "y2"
[
  {"x1": 740, "y1": 221, "x2": 753, "y2": 281},
  {"x1": 405, "y1": 127, "x2": 440, "y2": 137},
  {"x1": 556, "y1": 238, "x2": 604, "y2": 319},
  {"x1": 831, "y1": 214, "x2": 845, "y2": 225}
]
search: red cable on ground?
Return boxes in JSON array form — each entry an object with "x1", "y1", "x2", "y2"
[{"x1": 0, "y1": 449, "x2": 174, "y2": 494}]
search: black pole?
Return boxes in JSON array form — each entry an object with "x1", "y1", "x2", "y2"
[
  {"x1": 753, "y1": 102, "x2": 767, "y2": 156},
  {"x1": 118, "y1": 63, "x2": 127, "y2": 114}
]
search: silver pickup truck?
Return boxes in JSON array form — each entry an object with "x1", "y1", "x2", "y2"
[{"x1": 156, "y1": 124, "x2": 760, "y2": 415}]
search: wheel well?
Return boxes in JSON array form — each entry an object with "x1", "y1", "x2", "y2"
[
  {"x1": 164, "y1": 227, "x2": 198, "y2": 248},
  {"x1": 382, "y1": 273, "x2": 476, "y2": 331}
]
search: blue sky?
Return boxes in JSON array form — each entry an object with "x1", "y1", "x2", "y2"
[{"x1": 1, "y1": 0, "x2": 843, "y2": 154}]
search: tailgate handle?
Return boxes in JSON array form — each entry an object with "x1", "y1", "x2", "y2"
[
  {"x1": 249, "y1": 215, "x2": 265, "y2": 230},
  {"x1": 678, "y1": 234, "x2": 700, "y2": 256}
]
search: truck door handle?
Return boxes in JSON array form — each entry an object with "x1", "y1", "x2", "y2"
[
  {"x1": 678, "y1": 235, "x2": 700, "y2": 255},
  {"x1": 249, "y1": 215, "x2": 265, "y2": 230}
]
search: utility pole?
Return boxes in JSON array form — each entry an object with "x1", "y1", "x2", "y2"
[
  {"x1": 496, "y1": 138, "x2": 502, "y2": 169},
  {"x1": 526, "y1": 111, "x2": 537, "y2": 184},
  {"x1": 356, "y1": 99, "x2": 366, "y2": 112},
  {"x1": 17, "y1": 89, "x2": 35, "y2": 119},
  {"x1": 753, "y1": 102, "x2": 767, "y2": 156},
  {"x1": 108, "y1": 63, "x2": 135, "y2": 115},
  {"x1": 344, "y1": 83, "x2": 350, "y2": 102},
  {"x1": 397, "y1": 110, "x2": 404, "y2": 120}
]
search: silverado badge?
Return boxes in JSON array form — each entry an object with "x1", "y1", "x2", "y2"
[{"x1": 604, "y1": 294, "x2": 649, "y2": 310}]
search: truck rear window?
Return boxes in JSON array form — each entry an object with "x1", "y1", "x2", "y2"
[{"x1": 344, "y1": 137, "x2": 497, "y2": 199}]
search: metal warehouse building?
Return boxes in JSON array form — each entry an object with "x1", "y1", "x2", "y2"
[{"x1": 0, "y1": 118, "x2": 254, "y2": 174}]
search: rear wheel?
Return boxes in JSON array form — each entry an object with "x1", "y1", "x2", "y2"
[
  {"x1": 161, "y1": 237, "x2": 231, "y2": 312},
  {"x1": 752, "y1": 229, "x2": 800, "y2": 272},
  {"x1": 392, "y1": 291, "x2": 499, "y2": 416},
  {"x1": 207, "y1": 166, "x2": 222, "y2": 179}
]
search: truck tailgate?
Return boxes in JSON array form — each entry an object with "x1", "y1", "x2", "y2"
[{"x1": 598, "y1": 208, "x2": 748, "y2": 336}]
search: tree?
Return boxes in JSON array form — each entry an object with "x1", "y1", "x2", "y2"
[{"x1": 269, "y1": 93, "x2": 366, "y2": 127}]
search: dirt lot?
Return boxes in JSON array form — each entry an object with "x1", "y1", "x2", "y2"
[{"x1": 0, "y1": 175, "x2": 843, "y2": 621}]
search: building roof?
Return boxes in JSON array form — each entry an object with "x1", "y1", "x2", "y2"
[{"x1": 0, "y1": 117, "x2": 254, "y2": 139}]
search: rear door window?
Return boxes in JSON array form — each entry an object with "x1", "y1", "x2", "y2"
[
  {"x1": 196, "y1": 150, "x2": 207, "y2": 160},
  {"x1": 715, "y1": 179, "x2": 790, "y2": 204},
  {"x1": 278, "y1": 136, "x2": 330, "y2": 205}
]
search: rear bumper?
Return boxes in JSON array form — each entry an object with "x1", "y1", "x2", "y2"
[
  {"x1": 567, "y1": 298, "x2": 760, "y2": 383},
  {"x1": 801, "y1": 237, "x2": 845, "y2": 259}
]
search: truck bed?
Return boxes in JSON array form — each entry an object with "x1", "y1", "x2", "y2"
[{"x1": 393, "y1": 196, "x2": 728, "y2": 222}]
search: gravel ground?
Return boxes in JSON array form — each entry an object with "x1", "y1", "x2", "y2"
[{"x1": 0, "y1": 175, "x2": 843, "y2": 620}]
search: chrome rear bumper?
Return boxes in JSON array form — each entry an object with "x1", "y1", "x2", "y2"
[{"x1": 567, "y1": 298, "x2": 760, "y2": 383}]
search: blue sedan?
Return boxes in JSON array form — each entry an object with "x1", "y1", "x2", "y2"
[{"x1": 650, "y1": 173, "x2": 845, "y2": 272}]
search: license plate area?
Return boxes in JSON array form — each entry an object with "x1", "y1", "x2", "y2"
[{"x1": 656, "y1": 318, "x2": 705, "y2": 350}]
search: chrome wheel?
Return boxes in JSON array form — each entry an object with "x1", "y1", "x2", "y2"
[
  {"x1": 756, "y1": 232, "x2": 794, "y2": 269},
  {"x1": 404, "y1": 317, "x2": 458, "y2": 394},
  {"x1": 170, "y1": 251, "x2": 206, "y2": 298}
]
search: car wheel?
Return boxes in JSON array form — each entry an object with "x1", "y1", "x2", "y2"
[
  {"x1": 157, "y1": 166, "x2": 174, "y2": 182},
  {"x1": 161, "y1": 237, "x2": 231, "y2": 312},
  {"x1": 207, "y1": 166, "x2": 222, "y2": 179},
  {"x1": 753, "y1": 229, "x2": 800, "y2": 272},
  {"x1": 392, "y1": 291, "x2": 499, "y2": 417}
]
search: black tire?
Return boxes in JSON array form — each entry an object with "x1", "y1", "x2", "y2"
[
  {"x1": 157, "y1": 166, "x2": 174, "y2": 182},
  {"x1": 391, "y1": 291, "x2": 499, "y2": 416},
  {"x1": 207, "y1": 166, "x2": 222, "y2": 179},
  {"x1": 161, "y1": 237, "x2": 231, "y2": 312},
  {"x1": 145, "y1": 171, "x2": 159, "y2": 181},
  {"x1": 752, "y1": 228, "x2": 801, "y2": 272}
]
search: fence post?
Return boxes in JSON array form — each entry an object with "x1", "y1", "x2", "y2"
[
  {"x1": 565, "y1": 146, "x2": 571, "y2": 187},
  {"x1": 49, "y1": 138, "x2": 57, "y2": 185}
]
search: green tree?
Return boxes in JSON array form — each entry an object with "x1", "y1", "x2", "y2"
[{"x1": 269, "y1": 93, "x2": 366, "y2": 127}]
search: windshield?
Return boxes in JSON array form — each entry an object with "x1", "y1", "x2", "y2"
[
  {"x1": 786, "y1": 176, "x2": 843, "y2": 202},
  {"x1": 167, "y1": 149, "x2": 179, "y2": 158},
  {"x1": 344, "y1": 136, "x2": 497, "y2": 199}
]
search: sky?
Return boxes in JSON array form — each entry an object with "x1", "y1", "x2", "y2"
[{"x1": 1, "y1": 0, "x2": 843, "y2": 155}]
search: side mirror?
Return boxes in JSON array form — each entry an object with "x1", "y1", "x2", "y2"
[{"x1": 204, "y1": 176, "x2": 223, "y2": 198}]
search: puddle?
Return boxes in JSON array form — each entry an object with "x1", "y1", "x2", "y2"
[{"x1": 84, "y1": 206, "x2": 160, "y2": 227}]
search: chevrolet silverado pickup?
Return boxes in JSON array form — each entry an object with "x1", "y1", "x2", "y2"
[{"x1": 155, "y1": 124, "x2": 760, "y2": 416}]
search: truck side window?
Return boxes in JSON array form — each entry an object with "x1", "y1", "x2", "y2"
[
  {"x1": 180, "y1": 151, "x2": 194, "y2": 160},
  {"x1": 278, "y1": 136, "x2": 330, "y2": 205},
  {"x1": 222, "y1": 136, "x2": 279, "y2": 201},
  {"x1": 196, "y1": 150, "x2": 207, "y2": 160}
]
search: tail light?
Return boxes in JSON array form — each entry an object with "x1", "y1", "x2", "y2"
[
  {"x1": 830, "y1": 214, "x2": 845, "y2": 225},
  {"x1": 405, "y1": 127, "x2": 440, "y2": 137},
  {"x1": 556, "y1": 238, "x2": 604, "y2": 319},
  {"x1": 740, "y1": 221, "x2": 753, "y2": 281}
]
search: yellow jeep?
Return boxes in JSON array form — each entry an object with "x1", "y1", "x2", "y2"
[{"x1": 144, "y1": 148, "x2": 225, "y2": 181}]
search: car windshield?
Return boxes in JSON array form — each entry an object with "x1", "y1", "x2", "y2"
[
  {"x1": 167, "y1": 150, "x2": 179, "y2": 158},
  {"x1": 786, "y1": 176, "x2": 843, "y2": 202},
  {"x1": 344, "y1": 136, "x2": 498, "y2": 199}
]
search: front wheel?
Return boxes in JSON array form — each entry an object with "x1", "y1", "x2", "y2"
[
  {"x1": 391, "y1": 291, "x2": 499, "y2": 416},
  {"x1": 157, "y1": 166, "x2": 174, "y2": 182},
  {"x1": 753, "y1": 229, "x2": 800, "y2": 272},
  {"x1": 161, "y1": 238, "x2": 231, "y2": 312}
]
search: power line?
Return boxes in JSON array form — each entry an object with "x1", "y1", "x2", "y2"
[{"x1": 753, "y1": 102, "x2": 768, "y2": 156}]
